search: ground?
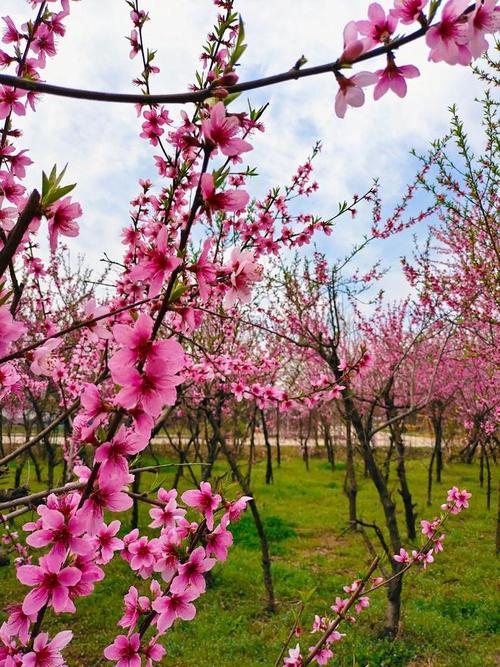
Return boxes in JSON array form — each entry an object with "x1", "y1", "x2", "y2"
[{"x1": 0, "y1": 448, "x2": 498, "y2": 666}]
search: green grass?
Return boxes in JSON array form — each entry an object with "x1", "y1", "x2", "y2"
[{"x1": 0, "y1": 450, "x2": 497, "y2": 666}]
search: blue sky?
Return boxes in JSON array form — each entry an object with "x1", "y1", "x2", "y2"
[{"x1": 3, "y1": 0, "x2": 489, "y2": 301}]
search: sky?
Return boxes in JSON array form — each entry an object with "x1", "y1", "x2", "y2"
[{"x1": 2, "y1": 0, "x2": 489, "y2": 301}]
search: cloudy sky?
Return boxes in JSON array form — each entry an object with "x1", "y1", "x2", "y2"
[{"x1": 3, "y1": 0, "x2": 489, "y2": 299}]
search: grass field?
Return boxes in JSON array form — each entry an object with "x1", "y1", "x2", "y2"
[{"x1": 0, "y1": 448, "x2": 498, "y2": 666}]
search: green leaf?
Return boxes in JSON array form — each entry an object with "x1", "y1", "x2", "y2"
[
  {"x1": 222, "y1": 91, "x2": 242, "y2": 106},
  {"x1": 43, "y1": 183, "x2": 77, "y2": 207},
  {"x1": 169, "y1": 279, "x2": 188, "y2": 303}
]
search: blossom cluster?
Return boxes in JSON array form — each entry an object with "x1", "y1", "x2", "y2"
[
  {"x1": 282, "y1": 488, "x2": 471, "y2": 666},
  {"x1": 0, "y1": 481, "x2": 250, "y2": 665},
  {"x1": 334, "y1": 1, "x2": 498, "y2": 117}
]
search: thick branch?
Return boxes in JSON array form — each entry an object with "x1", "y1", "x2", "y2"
[{"x1": 0, "y1": 190, "x2": 40, "y2": 279}]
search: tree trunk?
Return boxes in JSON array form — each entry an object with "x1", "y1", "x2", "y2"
[
  {"x1": 392, "y1": 423, "x2": 417, "y2": 541},
  {"x1": 260, "y1": 409, "x2": 273, "y2": 485},
  {"x1": 496, "y1": 480, "x2": 500, "y2": 555},
  {"x1": 385, "y1": 566, "x2": 404, "y2": 638},
  {"x1": 344, "y1": 420, "x2": 357, "y2": 531},
  {"x1": 275, "y1": 407, "x2": 281, "y2": 467},
  {"x1": 207, "y1": 410, "x2": 275, "y2": 612},
  {"x1": 485, "y1": 445, "x2": 492, "y2": 511}
]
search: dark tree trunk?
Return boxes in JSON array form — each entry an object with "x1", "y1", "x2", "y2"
[
  {"x1": 496, "y1": 480, "x2": 500, "y2": 555},
  {"x1": 14, "y1": 460, "x2": 25, "y2": 488},
  {"x1": 383, "y1": 436, "x2": 395, "y2": 485},
  {"x1": 392, "y1": 423, "x2": 417, "y2": 541},
  {"x1": 275, "y1": 407, "x2": 281, "y2": 467},
  {"x1": 383, "y1": 390, "x2": 416, "y2": 542},
  {"x1": 207, "y1": 409, "x2": 275, "y2": 612},
  {"x1": 246, "y1": 405, "x2": 257, "y2": 486},
  {"x1": 322, "y1": 416, "x2": 335, "y2": 470},
  {"x1": 201, "y1": 433, "x2": 219, "y2": 482},
  {"x1": 385, "y1": 566, "x2": 404, "y2": 638},
  {"x1": 29, "y1": 449, "x2": 42, "y2": 483},
  {"x1": 427, "y1": 443, "x2": 436, "y2": 506},
  {"x1": 260, "y1": 409, "x2": 273, "y2": 485},
  {"x1": 485, "y1": 445, "x2": 492, "y2": 511},
  {"x1": 435, "y1": 418, "x2": 443, "y2": 483},
  {"x1": 344, "y1": 420, "x2": 357, "y2": 531},
  {"x1": 299, "y1": 420, "x2": 310, "y2": 472},
  {"x1": 342, "y1": 392, "x2": 404, "y2": 636}
]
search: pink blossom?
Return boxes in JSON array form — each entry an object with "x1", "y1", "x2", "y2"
[
  {"x1": 201, "y1": 102, "x2": 252, "y2": 156},
  {"x1": 413, "y1": 548, "x2": 434, "y2": 569},
  {"x1": 374, "y1": 60, "x2": 420, "y2": 99},
  {"x1": 95, "y1": 520, "x2": 124, "y2": 565},
  {"x1": 31, "y1": 24, "x2": 57, "y2": 67},
  {"x1": 25, "y1": 506, "x2": 89, "y2": 562},
  {"x1": 129, "y1": 29, "x2": 140, "y2": 59},
  {"x1": 0, "y1": 362, "x2": 20, "y2": 397},
  {"x1": 0, "y1": 306, "x2": 26, "y2": 356},
  {"x1": 205, "y1": 516, "x2": 233, "y2": 561},
  {"x1": 30, "y1": 339, "x2": 62, "y2": 376},
  {"x1": 103, "y1": 633, "x2": 141, "y2": 667},
  {"x1": 284, "y1": 643, "x2": 303, "y2": 667},
  {"x1": 148, "y1": 497, "x2": 186, "y2": 530},
  {"x1": 191, "y1": 238, "x2": 218, "y2": 301},
  {"x1": 22, "y1": 630, "x2": 73, "y2": 667},
  {"x1": 181, "y1": 481, "x2": 221, "y2": 530},
  {"x1": 309, "y1": 645, "x2": 333, "y2": 665},
  {"x1": 79, "y1": 382, "x2": 108, "y2": 438},
  {"x1": 128, "y1": 535, "x2": 159, "y2": 573},
  {"x1": 393, "y1": 547, "x2": 411, "y2": 563},
  {"x1": 426, "y1": 0, "x2": 472, "y2": 65},
  {"x1": 467, "y1": 0, "x2": 500, "y2": 58},
  {"x1": 390, "y1": 0, "x2": 428, "y2": 24},
  {"x1": 2, "y1": 17, "x2": 19, "y2": 44},
  {"x1": 357, "y1": 3, "x2": 398, "y2": 49},
  {"x1": 95, "y1": 426, "x2": 146, "y2": 486},
  {"x1": 140, "y1": 107, "x2": 172, "y2": 146},
  {"x1": 17, "y1": 554, "x2": 82, "y2": 615},
  {"x1": 47, "y1": 197, "x2": 82, "y2": 253},
  {"x1": 223, "y1": 247, "x2": 263, "y2": 309},
  {"x1": 66, "y1": 553, "x2": 104, "y2": 602},
  {"x1": 0, "y1": 86, "x2": 26, "y2": 119},
  {"x1": 113, "y1": 357, "x2": 184, "y2": 417},
  {"x1": 78, "y1": 482, "x2": 133, "y2": 535},
  {"x1": 128, "y1": 226, "x2": 181, "y2": 297},
  {"x1": 3, "y1": 605, "x2": 36, "y2": 644},
  {"x1": 83, "y1": 298, "x2": 112, "y2": 342},
  {"x1": 447, "y1": 486, "x2": 471, "y2": 509},
  {"x1": 143, "y1": 638, "x2": 166, "y2": 666},
  {"x1": 152, "y1": 588, "x2": 199, "y2": 632},
  {"x1": 8, "y1": 149, "x2": 33, "y2": 179},
  {"x1": 0, "y1": 171, "x2": 25, "y2": 205},
  {"x1": 340, "y1": 21, "x2": 366, "y2": 62},
  {"x1": 420, "y1": 518, "x2": 440, "y2": 539},
  {"x1": 355, "y1": 596, "x2": 370, "y2": 614},
  {"x1": 331, "y1": 596, "x2": 349, "y2": 614},
  {"x1": 224, "y1": 495, "x2": 251, "y2": 523},
  {"x1": 153, "y1": 533, "x2": 181, "y2": 583},
  {"x1": 110, "y1": 313, "x2": 184, "y2": 369},
  {"x1": 334, "y1": 72, "x2": 377, "y2": 119},
  {"x1": 170, "y1": 546, "x2": 216, "y2": 596},
  {"x1": 118, "y1": 586, "x2": 150, "y2": 629},
  {"x1": 201, "y1": 173, "x2": 250, "y2": 214}
]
